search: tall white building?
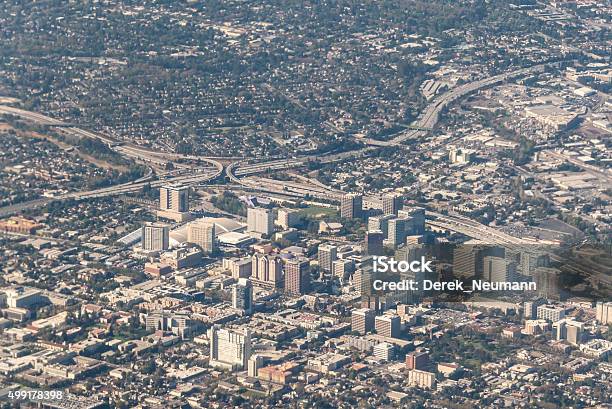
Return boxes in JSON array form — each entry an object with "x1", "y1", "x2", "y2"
[
  {"x1": 537, "y1": 304, "x2": 566, "y2": 322},
  {"x1": 247, "y1": 207, "x2": 274, "y2": 236},
  {"x1": 368, "y1": 214, "x2": 395, "y2": 236},
  {"x1": 208, "y1": 326, "x2": 252, "y2": 371},
  {"x1": 552, "y1": 319, "x2": 584, "y2": 345},
  {"x1": 373, "y1": 342, "x2": 395, "y2": 361},
  {"x1": 141, "y1": 222, "x2": 169, "y2": 252},
  {"x1": 318, "y1": 244, "x2": 338, "y2": 273},
  {"x1": 187, "y1": 220, "x2": 216, "y2": 253},
  {"x1": 596, "y1": 302, "x2": 612, "y2": 325},
  {"x1": 276, "y1": 208, "x2": 301, "y2": 230}
]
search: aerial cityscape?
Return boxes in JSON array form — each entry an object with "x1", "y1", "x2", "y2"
[{"x1": 0, "y1": 0, "x2": 610, "y2": 408}]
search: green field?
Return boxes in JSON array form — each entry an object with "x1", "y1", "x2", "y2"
[{"x1": 299, "y1": 206, "x2": 338, "y2": 218}]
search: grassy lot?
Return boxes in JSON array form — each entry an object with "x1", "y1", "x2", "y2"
[{"x1": 299, "y1": 205, "x2": 338, "y2": 218}]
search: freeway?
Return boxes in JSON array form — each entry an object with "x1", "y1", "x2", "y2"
[
  {"x1": 0, "y1": 105, "x2": 225, "y2": 217},
  {"x1": 0, "y1": 171, "x2": 219, "y2": 218},
  {"x1": 228, "y1": 60, "x2": 566, "y2": 180},
  {"x1": 367, "y1": 63, "x2": 551, "y2": 147},
  {"x1": 425, "y1": 211, "x2": 527, "y2": 248},
  {"x1": 0, "y1": 105, "x2": 224, "y2": 174}
]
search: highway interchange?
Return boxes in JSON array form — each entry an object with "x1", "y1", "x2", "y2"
[{"x1": 0, "y1": 60, "x2": 576, "y2": 245}]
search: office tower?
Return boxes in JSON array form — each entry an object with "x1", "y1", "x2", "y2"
[
  {"x1": 383, "y1": 193, "x2": 403, "y2": 216},
  {"x1": 250, "y1": 254, "x2": 283, "y2": 289},
  {"x1": 141, "y1": 222, "x2": 169, "y2": 251},
  {"x1": 483, "y1": 256, "x2": 517, "y2": 283},
  {"x1": 248, "y1": 354, "x2": 264, "y2": 377},
  {"x1": 373, "y1": 342, "x2": 395, "y2": 361},
  {"x1": 399, "y1": 207, "x2": 425, "y2": 235},
  {"x1": 407, "y1": 369, "x2": 436, "y2": 389},
  {"x1": 276, "y1": 208, "x2": 301, "y2": 229},
  {"x1": 364, "y1": 230, "x2": 384, "y2": 256},
  {"x1": 452, "y1": 240, "x2": 487, "y2": 279},
  {"x1": 368, "y1": 214, "x2": 394, "y2": 236},
  {"x1": 520, "y1": 251, "x2": 550, "y2": 276},
  {"x1": 537, "y1": 304, "x2": 566, "y2": 322},
  {"x1": 187, "y1": 220, "x2": 216, "y2": 253},
  {"x1": 341, "y1": 193, "x2": 363, "y2": 219},
  {"x1": 523, "y1": 298, "x2": 546, "y2": 319},
  {"x1": 208, "y1": 326, "x2": 252, "y2": 371},
  {"x1": 332, "y1": 259, "x2": 354, "y2": 280},
  {"x1": 388, "y1": 217, "x2": 411, "y2": 248},
  {"x1": 596, "y1": 302, "x2": 612, "y2": 325},
  {"x1": 351, "y1": 308, "x2": 375, "y2": 335},
  {"x1": 232, "y1": 278, "x2": 253, "y2": 315},
  {"x1": 284, "y1": 258, "x2": 310, "y2": 296},
  {"x1": 552, "y1": 319, "x2": 584, "y2": 345},
  {"x1": 318, "y1": 244, "x2": 338, "y2": 273},
  {"x1": 355, "y1": 256, "x2": 375, "y2": 297},
  {"x1": 375, "y1": 314, "x2": 400, "y2": 338},
  {"x1": 247, "y1": 207, "x2": 274, "y2": 236},
  {"x1": 224, "y1": 257, "x2": 253, "y2": 280},
  {"x1": 534, "y1": 267, "x2": 562, "y2": 299},
  {"x1": 406, "y1": 350, "x2": 429, "y2": 370},
  {"x1": 160, "y1": 184, "x2": 190, "y2": 213}
]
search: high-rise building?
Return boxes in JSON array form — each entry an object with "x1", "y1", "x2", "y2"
[
  {"x1": 141, "y1": 222, "x2": 169, "y2": 252},
  {"x1": 284, "y1": 258, "x2": 310, "y2": 296},
  {"x1": 368, "y1": 214, "x2": 394, "y2": 236},
  {"x1": 341, "y1": 194, "x2": 363, "y2": 219},
  {"x1": 596, "y1": 302, "x2": 612, "y2": 325},
  {"x1": 208, "y1": 326, "x2": 252, "y2": 371},
  {"x1": 398, "y1": 207, "x2": 425, "y2": 235},
  {"x1": 483, "y1": 256, "x2": 517, "y2": 283},
  {"x1": 375, "y1": 314, "x2": 400, "y2": 338},
  {"x1": 355, "y1": 256, "x2": 375, "y2": 297},
  {"x1": 250, "y1": 254, "x2": 283, "y2": 289},
  {"x1": 332, "y1": 259, "x2": 354, "y2": 280},
  {"x1": 160, "y1": 184, "x2": 190, "y2": 213},
  {"x1": 406, "y1": 350, "x2": 429, "y2": 370},
  {"x1": 452, "y1": 240, "x2": 486, "y2": 279},
  {"x1": 248, "y1": 354, "x2": 264, "y2": 377},
  {"x1": 407, "y1": 369, "x2": 436, "y2": 389},
  {"x1": 537, "y1": 304, "x2": 566, "y2": 322},
  {"x1": 276, "y1": 208, "x2": 301, "y2": 230},
  {"x1": 247, "y1": 207, "x2": 274, "y2": 236},
  {"x1": 364, "y1": 230, "x2": 384, "y2": 256},
  {"x1": 318, "y1": 244, "x2": 338, "y2": 273},
  {"x1": 232, "y1": 278, "x2": 253, "y2": 315},
  {"x1": 520, "y1": 251, "x2": 550, "y2": 277},
  {"x1": 223, "y1": 257, "x2": 253, "y2": 280},
  {"x1": 383, "y1": 193, "x2": 403, "y2": 216},
  {"x1": 373, "y1": 342, "x2": 395, "y2": 361},
  {"x1": 552, "y1": 319, "x2": 584, "y2": 345},
  {"x1": 523, "y1": 298, "x2": 546, "y2": 319},
  {"x1": 534, "y1": 267, "x2": 562, "y2": 299},
  {"x1": 187, "y1": 220, "x2": 216, "y2": 253},
  {"x1": 388, "y1": 217, "x2": 411, "y2": 247},
  {"x1": 351, "y1": 308, "x2": 375, "y2": 335}
]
